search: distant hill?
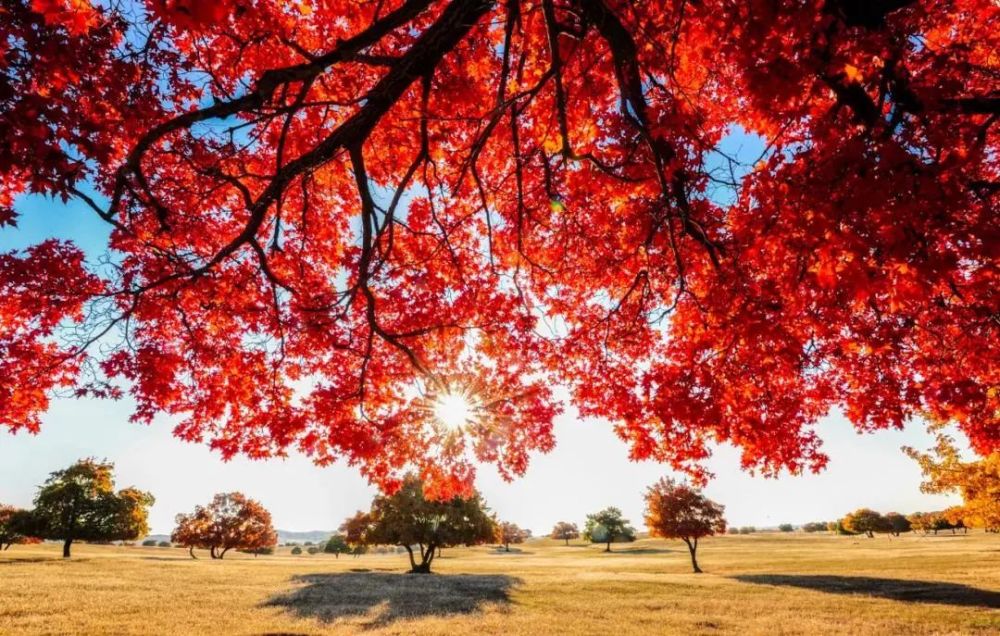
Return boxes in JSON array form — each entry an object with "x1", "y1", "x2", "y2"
[{"x1": 276, "y1": 530, "x2": 335, "y2": 544}]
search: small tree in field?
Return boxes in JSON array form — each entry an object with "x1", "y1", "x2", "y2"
[
  {"x1": 841, "y1": 509, "x2": 887, "y2": 538},
  {"x1": 172, "y1": 492, "x2": 277, "y2": 559},
  {"x1": 324, "y1": 533, "x2": 349, "y2": 558},
  {"x1": 802, "y1": 522, "x2": 828, "y2": 533},
  {"x1": 29, "y1": 459, "x2": 154, "y2": 557},
  {"x1": 142, "y1": 539, "x2": 157, "y2": 547},
  {"x1": 339, "y1": 511, "x2": 372, "y2": 558},
  {"x1": 291, "y1": 546, "x2": 302, "y2": 555},
  {"x1": 583, "y1": 507, "x2": 636, "y2": 552},
  {"x1": 778, "y1": 523, "x2": 794, "y2": 532},
  {"x1": 498, "y1": 522, "x2": 530, "y2": 552},
  {"x1": 363, "y1": 476, "x2": 496, "y2": 573},
  {"x1": 643, "y1": 478, "x2": 726, "y2": 573},
  {"x1": 884, "y1": 512, "x2": 911, "y2": 536},
  {"x1": 550, "y1": 521, "x2": 579, "y2": 546}
]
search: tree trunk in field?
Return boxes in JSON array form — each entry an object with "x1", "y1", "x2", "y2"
[
  {"x1": 504, "y1": 542, "x2": 510, "y2": 552},
  {"x1": 219, "y1": 547, "x2": 230, "y2": 559},
  {"x1": 62, "y1": 538, "x2": 73, "y2": 558},
  {"x1": 605, "y1": 540, "x2": 611, "y2": 552},
  {"x1": 564, "y1": 538, "x2": 570, "y2": 546},
  {"x1": 210, "y1": 546, "x2": 218, "y2": 559},
  {"x1": 404, "y1": 544, "x2": 418, "y2": 572},
  {"x1": 189, "y1": 546, "x2": 198, "y2": 559},
  {"x1": 683, "y1": 538, "x2": 702, "y2": 573},
  {"x1": 408, "y1": 543, "x2": 435, "y2": 573}
]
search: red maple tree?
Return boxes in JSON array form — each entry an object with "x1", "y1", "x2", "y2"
[{"x1": 1, "y1": 0, "x2": 996, "y2": 495}]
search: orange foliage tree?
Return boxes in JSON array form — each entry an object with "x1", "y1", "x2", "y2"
[
  {"x1": 171, "y1": 492, "x2": 277, "y2": 559},
  {"x1": 1, "y1": 1, "x2": 997, "y2": 496},
  {"x1": 644, "y1": 477, "x2": 726, "y2": 573}
]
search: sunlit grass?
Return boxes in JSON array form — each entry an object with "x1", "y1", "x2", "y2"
[{"x1": 1, "y1": 534, "x2": 998, "y2": 634}]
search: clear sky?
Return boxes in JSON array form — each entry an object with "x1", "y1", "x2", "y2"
[{"x1": 0, "y1": 138, "x2": 962, "y2": 536}]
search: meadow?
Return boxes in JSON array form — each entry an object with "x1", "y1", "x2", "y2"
[{"x1": 1, "y1": 533, "x2": 998, "y2": 635}]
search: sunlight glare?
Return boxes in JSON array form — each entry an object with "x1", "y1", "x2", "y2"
[{"x1": 433, "y1": 392, "x2": 474, "y2": 430}]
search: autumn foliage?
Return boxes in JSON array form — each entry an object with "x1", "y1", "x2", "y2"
[
  {"x1": 1, "y1": 0, "x2": 997, "y2": 496},
  {"x1": 905, "y1": 433, "x2": 1000, "y2": 532},
  {"x1": 171, "y1": 492, "x2": 277, "y2": 559},
  {"x1": 644, "y1": 477, "x2": 725, "y2": 572}
]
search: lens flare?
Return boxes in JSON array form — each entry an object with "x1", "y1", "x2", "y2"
[{"x1": 432, "y1": 392, "x2": 475, "y2": 430}]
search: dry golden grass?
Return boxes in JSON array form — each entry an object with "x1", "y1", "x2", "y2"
[{"x1": 1, "y1": 533, "x2": 999, "y2": 635}]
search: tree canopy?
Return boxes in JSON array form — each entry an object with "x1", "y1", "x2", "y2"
[
  {"x1": 549, "y1": 521, "x2": 580, "y2": 545},
  {"x1": 27, "y1": 459, "x2": 154, "y2": 557},
  {"x1": 840, "y1": 508, "x2": 889, "y2": 538},
  {"x1": 643, "y1": 477, "x2": 725, "y2": 572},
  {"x1": 583, "y1": 506, "x2": 636, "y2": 551},
  {"x1": 171, "y1": 492, "x2": 278, "y2": 559},
  {"x1": 905, "y1": 433, "x2": 1000, "y2": 532},
  {"x1": 0, "y1": 505, "x2": 39, "y2": 550},
  {"x1": 1, "y1": 0, "x2": 997, "y2": 496},
  {"x1": 498, "y1": 521, "x2": 531, "y2": 551},
  {"x1": 362, "y1": 475, "x2": 497, "y2": 572}
]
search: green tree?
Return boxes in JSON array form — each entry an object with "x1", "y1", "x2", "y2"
[
  {"x1": 0, "y1": 506, "x2": 37, "y2": 550},
  {"x1": 364, "y1": 476, "x2": 496, "y2": 573},
  {"x1": 802, "y1": 522, "x2": 828, "y2": 533},
  {"x1": 778, "y1": 523, "x2": 795, "y2": 532},
  {"x1": 884, "y1": 512, "x2": 911, "y2": 536},
  {"x1": 29, "y1": 459, "x2": 154, "y2": 558},
  {"x1": 291, "y1": 546, "x2": 303, "y2": 555},
  {"x1": 324, "y1": 533, "x2": 350, "y2": 558},
  {"x1": 583, "y1": 507, "x2": 636, "y2": 552},
  {"x1": 141, "y1": 539, "x2": 158, "y2": 547}
]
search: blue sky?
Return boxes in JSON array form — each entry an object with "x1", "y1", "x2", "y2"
[{"x1": 0, "y1": 135, "x2": 961, "y2": 535}]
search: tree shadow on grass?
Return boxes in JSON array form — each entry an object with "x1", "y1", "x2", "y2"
[
  {"x1": 264, "y1": 572, "x2": 520, "y2": 629},
  {"x1": 733, "y1": 574, "x2": 1000, "y2": 609}
]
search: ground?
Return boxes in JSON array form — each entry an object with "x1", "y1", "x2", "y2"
[{"x1": 1, "y1": 533, "x2": 998, "y2": 635}]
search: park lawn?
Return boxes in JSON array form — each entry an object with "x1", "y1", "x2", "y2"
[{"x1": 1, "y1": 533, "x2": 998, "y2": 635}]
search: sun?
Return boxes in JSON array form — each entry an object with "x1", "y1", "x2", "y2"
[{"x1": 432, "y1": 391, "x2": 475, "y2": 430}]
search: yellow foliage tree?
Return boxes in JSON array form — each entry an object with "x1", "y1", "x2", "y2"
[{"x1": 904, "y1": 432, "x2": 1000, "y2": 533}]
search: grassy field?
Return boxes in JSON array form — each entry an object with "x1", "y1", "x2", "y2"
[{"x1": 1, "y1": 533, "x2": 998, "y2": 635}]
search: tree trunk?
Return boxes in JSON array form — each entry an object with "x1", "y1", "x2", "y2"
[
  {"x1": 62, "y1": 538, "x2": 73, "y2": 558},
  {"x1": 219, "y1": 547, "x2": 230, "y2": 559},
  {"x1": 683, "y1": 538, "x2": 702, "y2": 573},
  {"x1": 504, "y1": 542, "x2": 510, "y2": 552},
  {"x1": 605, "y1": 540, "x2": 611, "y2": 552},
  {"x1": 189, "y1": 546, "x2": 198, "y2": 559},
  {"x1": 408, "y1": 543, "x2": 435, "y2": 573},
  {"x1": 210, "y1": 546, "x2": 218, "y2": 559},
  {"x1": 404, "y1": 544, "x2": 418, "y2": 572},
  {"x1": 564, "y1": 538, "x2": 569, "y2": 546}
]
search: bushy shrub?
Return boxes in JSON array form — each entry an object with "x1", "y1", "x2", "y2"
[
  {"x1": 142, "y1": 539, "x2": 158, "y2": 547},
  {"x1": 291, "y1": 546, "x2": 302, "y2": 555},
  {"x1": 158, "y1": 541, "x2": 171, "y2": 547}
]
